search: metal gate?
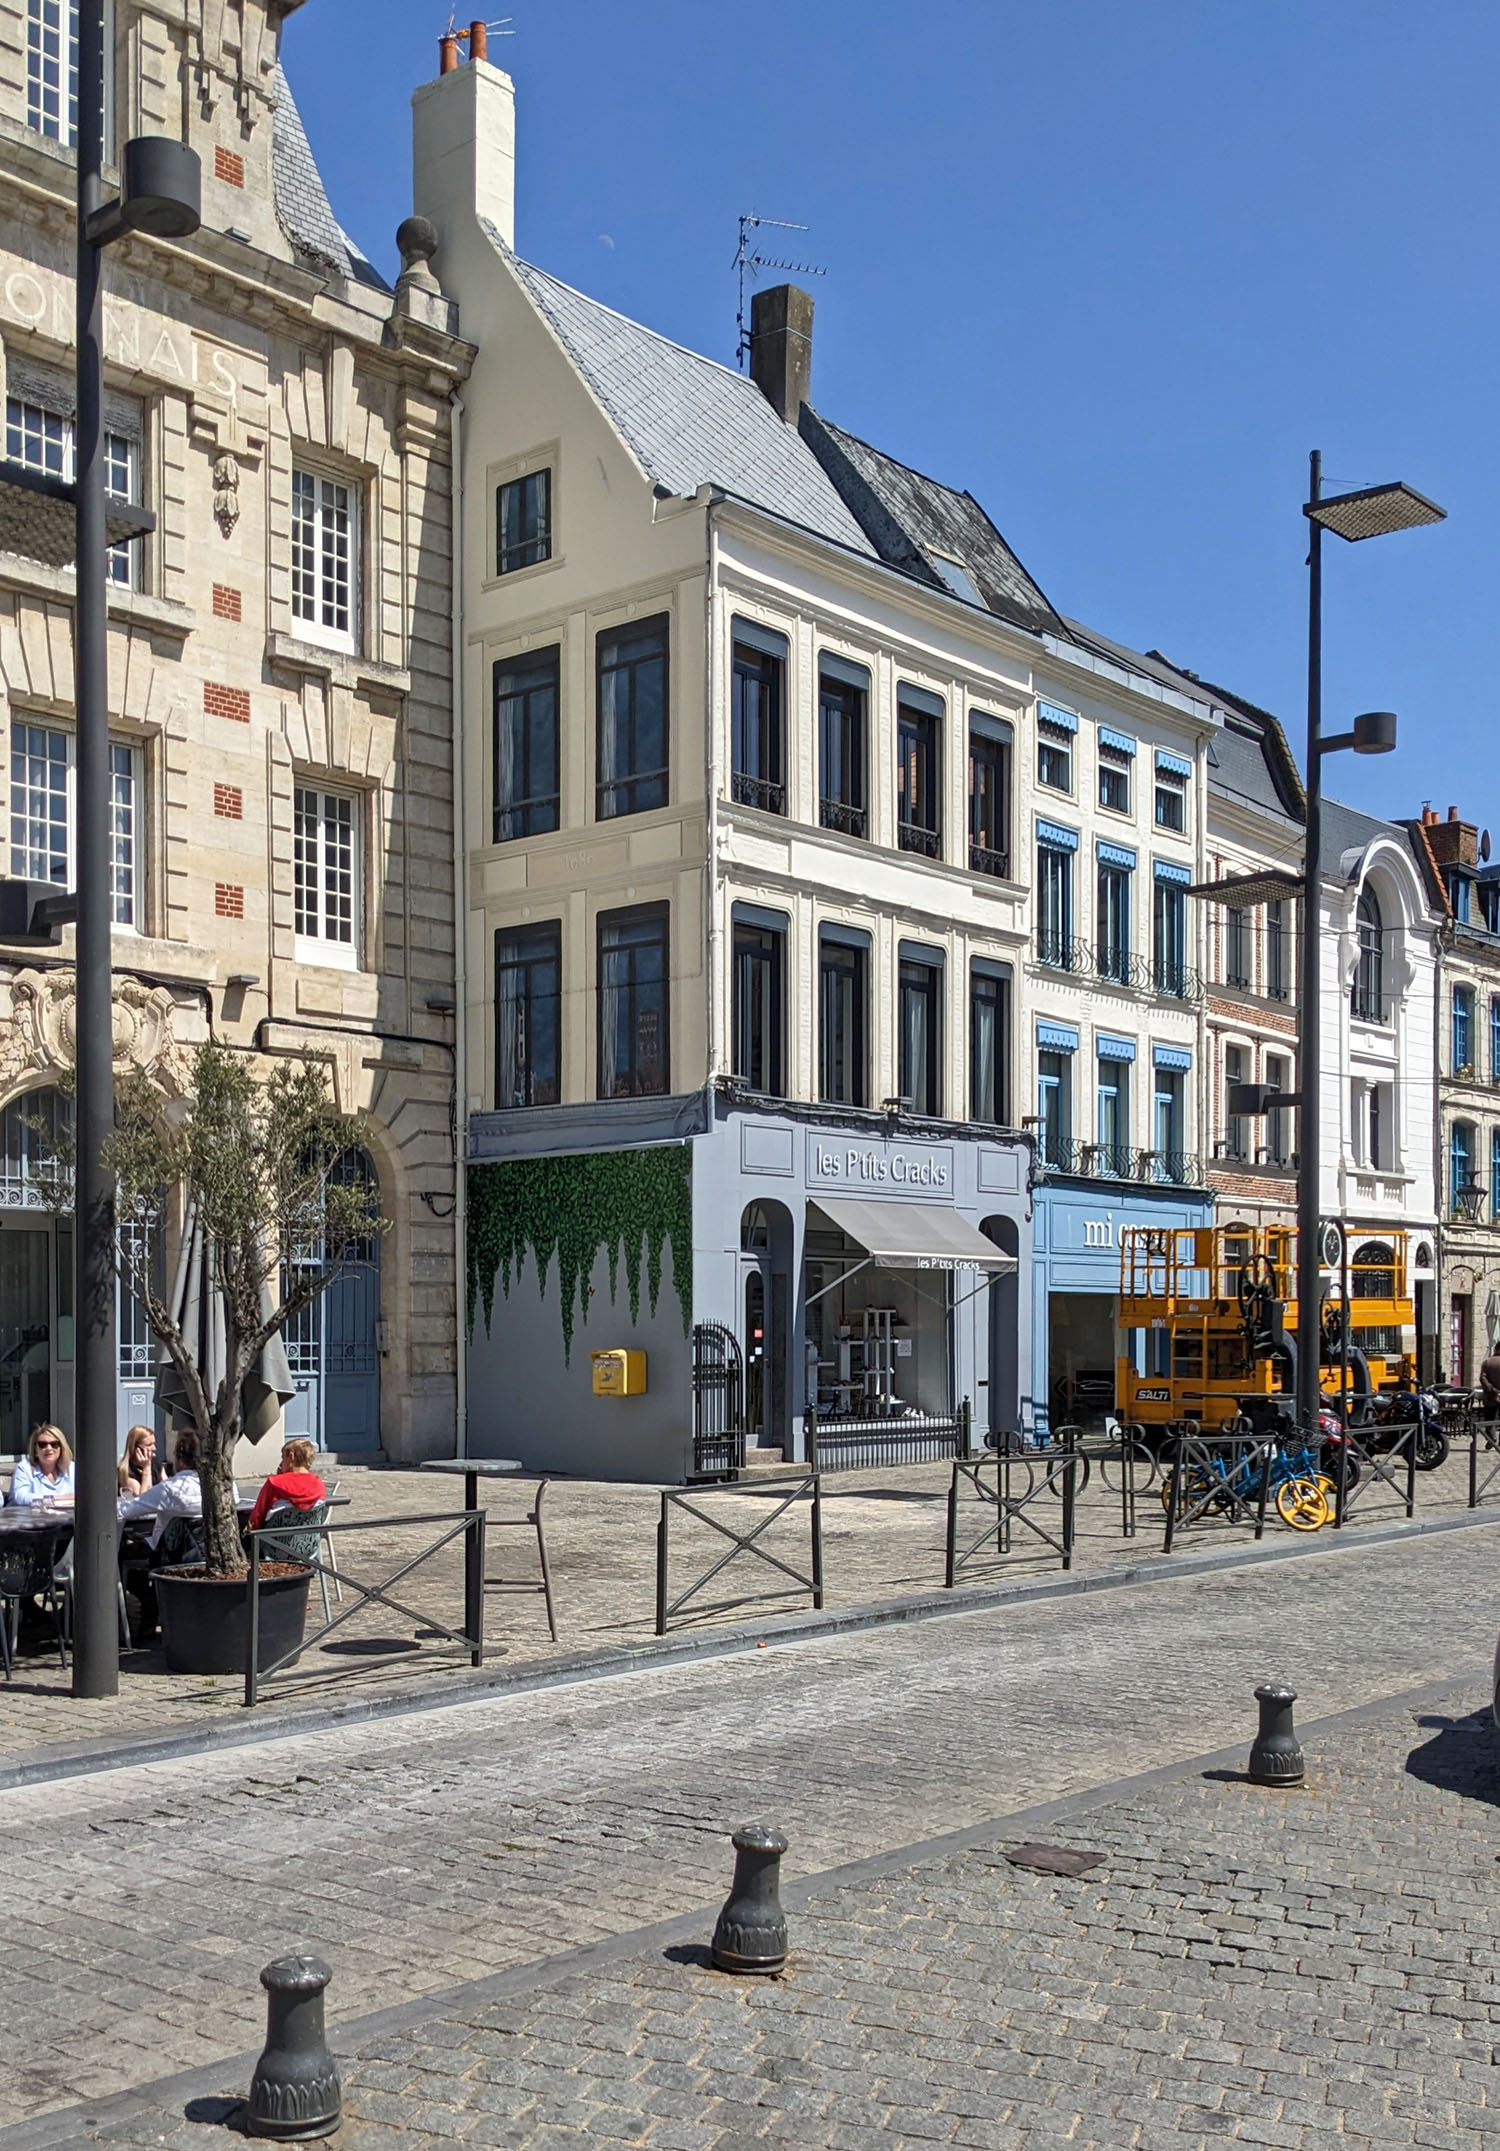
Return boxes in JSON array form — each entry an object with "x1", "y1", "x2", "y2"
[{"x1": 691, "y1": 1321, "x2": 746, "y2": 1478}]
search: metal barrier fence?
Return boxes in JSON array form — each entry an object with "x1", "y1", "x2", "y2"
[
  {"x1": 808, "y1": 1401, "x2": 972, "y2": 1473},
  {"x1": 656, "y1": 1472, "x2": 823, "y2": 1636},
  {"x1": 1466, "y1": 1391, "x2": 1500, "y2": 1507},
  {"x1": 1160, "y1": 1427, "x2": 1272, "y2": 1551},
  {"x1": 945, "y1": 1426, "x2": 1151, "y2": 1584},
  {"x1": 245, "y1": 1509, "x2": 486, "y2": 1708}
]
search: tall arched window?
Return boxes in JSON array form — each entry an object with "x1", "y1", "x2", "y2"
[{"x1": 1353, "y1": 888, "x2": 1384, "y2": 1022}]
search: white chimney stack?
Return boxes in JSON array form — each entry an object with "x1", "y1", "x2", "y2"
[{"x1": 412, "y1": 53, "x2": 516, "y2": 253}]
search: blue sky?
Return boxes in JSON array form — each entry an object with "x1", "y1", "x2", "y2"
[{"x1": 286, "y1": 2, "x2": 1494, "y2": 826}]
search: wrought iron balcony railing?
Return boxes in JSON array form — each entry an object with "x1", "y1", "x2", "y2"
[{"x1": 1035, "y1": 1137, "x2": 1204, "y2": 1188}]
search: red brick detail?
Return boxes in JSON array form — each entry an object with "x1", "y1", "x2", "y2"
[
  {"x1": 212, "y1": 583, "x2": 243, "y2": 623},
  {"x1": 204, "y1": 682, "x2": 251, "y2": 724},
  {"x1": 214, "y1": 146, "x2": 245, "y2": 188},
  {"x1": 213, "y1": 783, "x2": 243, "y2": 821},
  {"x1": 215, "y1": 883, "x2": 244, "y2": 919}
]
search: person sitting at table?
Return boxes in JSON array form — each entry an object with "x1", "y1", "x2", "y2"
[
  {"x1": 245, "y1": 1439, "x2": 326, "y2": 1534},
  {"x1": 9, "y1": 1424, "x2": 75, "y2": 1508},
  {"x1": 116, "y1": 1424, "x2": 163, "y2": 1498},
  {"x1": 117, "y1": 1428, "x2": 230, "y2": 1547}
]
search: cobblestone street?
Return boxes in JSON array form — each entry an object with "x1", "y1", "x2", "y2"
[
  {"x1": 58, "y1": 1684, "x2": 1500, "y2": 2151},
  {"x1": 2, "y1": 1519, "x2": 1498, "y2": 2141}
]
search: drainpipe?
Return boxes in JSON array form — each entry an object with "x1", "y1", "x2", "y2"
[{"x1": 450, "y1": 390, "x2": 469, "y2": 1458}]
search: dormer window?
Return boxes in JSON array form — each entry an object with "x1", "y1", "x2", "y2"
[
  {"x1": 1447, "y1": 870, "x2": 1472, "y2": 924},
  {"x1": 924, "y1": 550, "x2": 983, "y2": 606}
]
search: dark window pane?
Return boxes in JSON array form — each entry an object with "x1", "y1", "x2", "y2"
[
  {"x1": 498, "y1": 468, "x2": 552, "y2": 573},
  {"x1": 731, "y1": 645, "x2": 785, "y2": 813},
  {"x1": 819, "y1": 671, "x2": 867, "y2": 837},
  {"x1": 493, "y1": 646, "x2": 560, "y2": 841},
  {"x1": 970, "y1": 970, "x2": 1008, "y2": 1125},
  {"x1": 495, "y1": 923, "x2": 561, "y2": 1107},
  {"x1": 897, "y1": 700, "x2": 941, "y2": 856},
  {"x1": 597, "y1": 905, "x2": 670, "y2": 1097},
  {"x1": 968, "y1": 731, "x2": 1010, "y2": 876},
  {"x1": 898, "y1": 959, "x2": 942, "y2": 1117},
  {"x1": 733, "y1": 922, "x2": 785, "y2": 1093},
  {"x1": 819, "y1": 937, "x2": 866, "y2": 1106},
  {"x1": 597, "y1": 615, "x2": 669, "y2": 819}
]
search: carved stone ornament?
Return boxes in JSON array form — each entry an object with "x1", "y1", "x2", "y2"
[
  {"x1": 213, "y1": 451, "x2": 241, "y2": 536},
  {"x1": 0, "y1": 971, "x2": 195, "y2": 1108}
]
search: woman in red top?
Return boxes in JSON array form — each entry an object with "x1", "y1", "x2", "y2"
[{"x1": 246, "y1": 1438, "x2": 327, "y2": 1534}]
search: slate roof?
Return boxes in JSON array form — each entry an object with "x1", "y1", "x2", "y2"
[
  {"x1": 501, "y1": 249, "x2": 875, "y2": 555},
  {"x1": 800, "y1": 410, "x2": 1064, "y2": 638},
  {"x1": 272, "y1": 65, "x2": 390, "y2": 292}
]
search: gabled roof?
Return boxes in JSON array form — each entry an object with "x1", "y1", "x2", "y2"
[
  {"x1": 272, "y1": 65, "x2": 390, "y2": 292},
  {"x1": 799, "y1": 409, "x2": 1065, "y2": 638},
  {"x1": 500, "y1": 250, "x2": 875, "y2": 555}
]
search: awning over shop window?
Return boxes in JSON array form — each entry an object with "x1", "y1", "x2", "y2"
[{"x1": 810, "y1": 1197, "x2": 1018, "y2": 1274}]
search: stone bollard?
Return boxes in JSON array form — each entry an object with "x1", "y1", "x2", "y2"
[
  {"x1": 247, "y1": 1954, "x2": 341, "y2": 2141},
  {"x1": 1248, "y1": 1681, "x2": 1304, "y2": 1787},
  {"x1": 711, "y1": 1822, "x2": 789, "y2": 1974}
]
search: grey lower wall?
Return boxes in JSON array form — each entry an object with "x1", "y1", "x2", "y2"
[{"x1": 466, "y1": 1240, "x2": 693, "y2": 1481}]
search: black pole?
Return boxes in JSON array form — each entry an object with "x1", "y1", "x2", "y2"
[
  {"x1": 1296, "y1": 451, "x2": 1323, "y2": 1452},
  {"x1": 72, "y1": 0, "x2": 119, "y2": 1699}
]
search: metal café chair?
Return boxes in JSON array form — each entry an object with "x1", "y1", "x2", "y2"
[
  {"x1": 484, "y1": 1477, "x2": 557, "y2": 1642},
  {"x1": 258, "y1": 1501, "x2": 333, "y2": 1624},
  {"x1": 0, "y1": 1531, "x2": 69, "y2": 1679}
]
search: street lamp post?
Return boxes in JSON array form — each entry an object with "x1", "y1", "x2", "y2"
[
  {"x1": 1293, "y1": 453, "x2": 1444, "y2": 1442},
  {"x1": 70, "y1": 3, "x2": 200, "y2": 1697}
]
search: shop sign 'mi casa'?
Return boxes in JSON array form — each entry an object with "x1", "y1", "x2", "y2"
[{"x1": 807, "y1": 1135, "x2": 953, "y2": 1194}]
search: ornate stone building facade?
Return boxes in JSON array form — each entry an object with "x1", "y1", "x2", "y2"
[{"x1": 0, "y1": 0, "x2": 470, "y2": 1459}]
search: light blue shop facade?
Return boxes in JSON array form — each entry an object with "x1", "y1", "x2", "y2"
[
  {"x1": 465, "y1": 1090, "x2": 1034, "y2": 1481},
  {"x1": 1031, "y1": 1028, "x2": 1212, "y2": 1436}
]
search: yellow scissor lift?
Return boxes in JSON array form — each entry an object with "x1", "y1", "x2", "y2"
[{"x1": 1116, "y1": 1223, "x2": 1417, "y2": 1432}]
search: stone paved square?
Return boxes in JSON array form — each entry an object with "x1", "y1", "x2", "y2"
[{"x1": 39, "y1": 1675, "x2": 1500, "y2": 2150}]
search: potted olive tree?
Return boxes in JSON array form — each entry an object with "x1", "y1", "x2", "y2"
[{"x1": 99, "y1": 1042, "x2": 384, "y2": 1671}]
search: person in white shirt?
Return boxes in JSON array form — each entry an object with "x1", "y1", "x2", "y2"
[
  {"x1": 9, "y1": 1424, "x2": 76, "y2": 1507},
  {"x1": 118, "y1": 1429, "x2": 235, "y2": 1548}
]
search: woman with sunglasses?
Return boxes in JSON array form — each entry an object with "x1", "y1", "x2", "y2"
[{"x1": 9, "y1": 1424, "x2": 76, "y2": 1508}]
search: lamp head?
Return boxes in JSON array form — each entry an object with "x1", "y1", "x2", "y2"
[
  {"x1": 1352, "y1": 710, "x2": 1398, "y2": 756},
  {"x1": 119, "y1": 138, "x2": 202, "y2": 239}
]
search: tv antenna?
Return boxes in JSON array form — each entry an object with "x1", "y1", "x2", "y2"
[
  {"x1": 446, "y1": 12, "x2": 515, "y2": 55},
  {"x1": 733, "y1": 213, "x2": 825, "y2": 369}
]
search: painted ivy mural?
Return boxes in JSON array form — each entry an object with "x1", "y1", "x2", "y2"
[{"x1": 467, "y1": 1144, "x2": 693, "y2": 1362}]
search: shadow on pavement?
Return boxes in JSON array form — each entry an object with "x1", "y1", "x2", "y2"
[{"x1": 1405, "y1": 1711, "x2": 1499, "y2": 1807}]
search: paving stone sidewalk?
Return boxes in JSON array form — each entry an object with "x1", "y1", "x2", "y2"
[
  {"x1": 54, "y1": 1683, "x2": 1500, "y2": 2151},
  {"x1": 0, "y1": 1443, "x2": 1478, "y2": 1763}
]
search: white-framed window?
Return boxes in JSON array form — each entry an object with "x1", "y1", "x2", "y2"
[
  {"x1": 294, "y1": 785, "x2": 361, "y2": 969},
  {"x1": 291, "y1": 467, "x2": 358, "y2": 651},
  {"x1": 25, "y1": 0, "x2": 112, "y2": 151},
  {"x1": 5, "y1": 393, "x2": 141, "y2": 588},
  {"x1": 8, "y1": 718, "x2": 142, "y2": 928},
  {"x1": 27, "y1": 0, "x2": 77, "y2": 143}
]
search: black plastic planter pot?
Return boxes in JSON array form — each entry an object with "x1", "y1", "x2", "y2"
[{"x1": 156, "y1": 1566, "x2": 312, "y2": 1677}]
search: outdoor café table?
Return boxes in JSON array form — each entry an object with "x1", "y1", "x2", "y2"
[
  {"x1": 0, "y1": 1510, "x2": 74, "y2": 1673},
  {"x1": 419, "y1": 1456, "x2": 524, "y2": 1511}
]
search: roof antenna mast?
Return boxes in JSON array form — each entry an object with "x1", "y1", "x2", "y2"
[{"x1": 733, "y1": 213, "x2": 824, "y2": 370}]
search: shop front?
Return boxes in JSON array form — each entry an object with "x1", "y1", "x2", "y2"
[
  {"x1": 1032, "y1": 1175, "x2": 1213, "y2": 1437},
  {"x1": 466, "y1": 1090, "x2": 1034, "y2": 1479}
]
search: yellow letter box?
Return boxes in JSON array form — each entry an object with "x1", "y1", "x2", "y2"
[{"x1": 591, "y1": 1348, "x2": 647, "y2": 1397}]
